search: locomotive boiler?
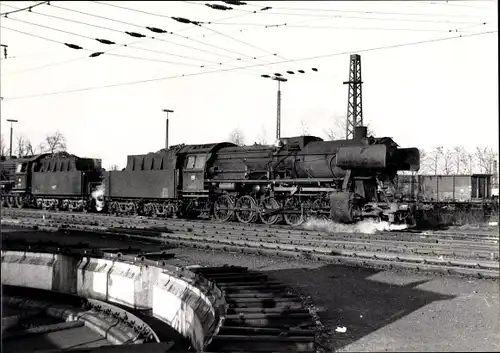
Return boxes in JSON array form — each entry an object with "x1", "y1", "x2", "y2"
[{"x1": 206, "y1": 126, "x2": 419, "y2": 224}]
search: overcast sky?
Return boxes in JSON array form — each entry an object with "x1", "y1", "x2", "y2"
[{"x1": 0, "y1": 1, "x2": 497, "y2": 168}]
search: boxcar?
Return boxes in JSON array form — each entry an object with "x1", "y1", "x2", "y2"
[{"x1": 397, "y1": 174, "x2": 492, "y2": 203}]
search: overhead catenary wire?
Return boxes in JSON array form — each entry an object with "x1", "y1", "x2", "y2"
[
  {"x1": 3, "y1": 30, "x2": 497, "y2": 101},
  {"x1": 46, "y1": 2, "x2": 277, "y2": 66},
  {"x1": 91, "y1": 1, "x2": 271, "y2": 27},
  {"x1": 181, "y1": 0, "x2": 488, "y2": 25},
  {"x1": 0, "y1": 22, "x2": 273, "y2": 76},
  {"x1": 0, "y1": 1, "x2": 48, "y2": 16},
  {"x1": 89, "y1": 1, "x2": 282, "y2": 65},
  {"x1": 43, "y1": 3, "x2": 231, "y2": 58},
  {"x1": 0, "y1": 2, "x2": 274, "y2": 76},
  {"x1": 90, "y1": 1, "x2": 308, "y2": 75},
  {"x1": 198, "y1": 21, "x2": 490, "y2": 33},
  {"x1": 414, "y1": 1, "x2": 494, "y2": 10},
  {"x1": 0, "y1": 3, "x2": 268, "y2": 72},
  {"x1": 240, "y1": 1, "x2": 496, "y2": 19},
  {"x1": 0, "y1": 22, "x2": 229, "y2": 69}
]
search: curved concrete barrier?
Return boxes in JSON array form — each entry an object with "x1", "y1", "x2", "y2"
[{"x1": 1, "y1": 250, "x2": 226, "y2": 352}]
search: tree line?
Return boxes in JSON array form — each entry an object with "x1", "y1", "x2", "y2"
[
  {"x1": 227, "y1": 115, "x2": 499, "y2": 179},
  {"x1": 0, "y1": 131, "x2": 67, "y2": 157}
]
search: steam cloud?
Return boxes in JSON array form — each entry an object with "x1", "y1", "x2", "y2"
[
  {"x1": 302, "y1": 217, "x2": 408, "y2": 234},
  {"x1": 91, "y1": 184, "x2": 106, "y2": 212}
]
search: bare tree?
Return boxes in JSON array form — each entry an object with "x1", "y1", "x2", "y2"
[
  {"x1": 25, "y1": 140, "x2": 37, "y2": 156},
  {"x1": 15, "y1": 136, "x2": 28, "y2": 157},
  {"x1": 108, "y1": 164, "x2": 120, "y2": 171},
  {"x1": 299, "y1": 120, "x2": 310, "y2": 136},
  {"x1": 256, "y1": 126, "x2": 268, "y2": 145},
  {"x1": 417, "y1": 148, "x2": 433, "y2": 174},
  {"x1": 0, "y1": 135, "x2": 7, "y2": 157},
  {"x1": 442, "y1": 148, "x2": 454, "y2": 175},
  {"x1": 43, "y1": 131, "x2": 67, "y2": 154},
  {"x1": 15, "y1": 136, "x2": 37, "y2": 157},
  {"x1": 475, "y1": 147, "x2": 499, "y2": 174},
  {"x1": 323, "y1": 115, "x2": 346, "y2": 140},
  {"x1": 324, "y1": 114, "x2": 375, "y2": 140},
  {"x1": 451, "y1": 146, "x2": 474, "y2": 174},
  {"x1": 425, "y1": 146, "x2": 444, "y2": 175},
  {"x1": 228, "y1": 129, "x2": 245, "y2": 146}
]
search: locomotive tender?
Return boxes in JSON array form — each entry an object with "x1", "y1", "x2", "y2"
[
  {"x1": 0, "y1": 152, "x2": 103, "y2": 211},
  {"x1": 0, "y1": 126, "x2": 420, "y2": 225}
]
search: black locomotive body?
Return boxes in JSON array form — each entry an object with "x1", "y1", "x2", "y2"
[
  {"x1": 0, "y1": 126, "x2": 421, "y2": 225},
  {"x1": 97, "y1": 126, "x2": 420, "y2": 225}
]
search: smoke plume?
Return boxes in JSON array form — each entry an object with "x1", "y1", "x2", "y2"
[
  {"x1": 302, "y1": 217, "x2": 408, "y2": 234},
  {"x1": 91, "y1": 184, "x2": 106, "y2": 212}
]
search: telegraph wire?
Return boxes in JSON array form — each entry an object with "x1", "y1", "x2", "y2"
[
  {"x1": 0, "y1": 1, "x2": 47, "y2": 16},
  {"x1": 4, "y1": 30, "x2": 496, "y2": 101}
]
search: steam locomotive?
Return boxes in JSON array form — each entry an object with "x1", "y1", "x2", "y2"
[{"x1": 0, "y1": 126, "x2": 420, "y2": 225}]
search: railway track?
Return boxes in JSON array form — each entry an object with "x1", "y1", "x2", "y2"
[
  {"x1": 1, "y1": 236, "x2": 318, "y2": 352},
  {"x1": 2, "y1": 209, "x2": 499, "y2": 279},
  {"x1": 193, "y1": 266, "x2": 316, "y2": 352},
  {"x1": 3, "y1": 208, "x2": 499, "y2": 242}
]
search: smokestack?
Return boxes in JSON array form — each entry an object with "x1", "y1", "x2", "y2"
[{"x1": 354, "y1": 126, "x2": 367, "y2": 140}]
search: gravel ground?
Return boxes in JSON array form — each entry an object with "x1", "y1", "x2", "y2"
[
  {"x1": 172, "y1": 247, "x2": 500, "y2": 353},
  {"x1": 2, "y1": 226, "x2": 499, "y2": 352}
]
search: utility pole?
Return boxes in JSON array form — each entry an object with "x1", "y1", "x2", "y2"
[
  {"x1": 261, "y1": 68, "x2": 316, "y2": 140},
  {"x1": 6, "y1": 119, "x2": 18, "y2": 157},
  {"x1": 162, "y1": 109, "x2": 174, "y2": 149},
  {"x1": 274, "y1": 76, "x2": 288, "y2": 141},
  {"x1": 261, "y1": 75, "x2": 288, "y2": 140},
  {"x1": 343, "y1": 54, "x2": 363, "y2": 140}
]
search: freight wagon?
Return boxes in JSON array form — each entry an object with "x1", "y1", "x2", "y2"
[{"x1": 397, "y1": 174, "x2": 493, "y2": 203}]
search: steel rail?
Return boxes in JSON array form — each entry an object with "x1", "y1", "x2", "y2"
[
  {"x1": 3, "y1": 208, "x2": 498, "y2": 243},
  {"x1": 3, "y1": 216, "x2": 498, "y2": 279},
  {"x1": 4, "y1": 218, "x2": 497, "y2": 263}
]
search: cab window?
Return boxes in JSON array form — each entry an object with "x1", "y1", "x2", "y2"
[
  {"x1": 194, "y1": 155, "x2": 206, "y2": 169},
  {"x1": 186, "y1": 156, "x2": 195, "y2": 169},
  {"x1": 16, "y1": 163, "x2": 27, "y2": 173}
]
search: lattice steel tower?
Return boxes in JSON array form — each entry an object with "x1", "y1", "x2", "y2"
[{"x1": 342, "y1": 54, "x2": 363, "y2": 139}]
